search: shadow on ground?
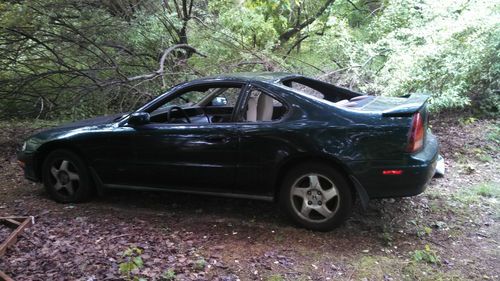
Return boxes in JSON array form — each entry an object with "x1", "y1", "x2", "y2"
[{"x1": 0, "y1": 117, "x2": 498, "y2": 280}]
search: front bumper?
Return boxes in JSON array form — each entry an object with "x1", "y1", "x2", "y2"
[
  {"x1": 17, "y1": 151, "x2": 40, "y2": 182},
  {"x1": 351, "y1": 132, "x2": 439, "y2": 198}
]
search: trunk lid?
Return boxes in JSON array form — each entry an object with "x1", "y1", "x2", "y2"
[
  {"x1": 345, "y1": 94, "x2": 431, "y2": 153},
  {"x1": 354, "y1": 94, "x2": 430, "y2": 117}
]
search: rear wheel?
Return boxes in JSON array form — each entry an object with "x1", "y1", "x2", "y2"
[
  {"x1": 280, "y1": 163, "x2": 352, "y2": 231},
  {"x1": 42, "y1": 149, "x2": 93, "y2": 203}
]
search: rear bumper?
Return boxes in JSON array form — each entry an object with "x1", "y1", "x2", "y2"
[
  {"x1": 17, "y1": 151, "x2": 40, "y2": 182},
  {"x1": 350, "y1": 132, "x2": 439, "y2": 198}
]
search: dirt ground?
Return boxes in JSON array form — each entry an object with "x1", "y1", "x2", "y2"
[{"x1": 0, "y1": 115, "x2": 498, "y2": 281}]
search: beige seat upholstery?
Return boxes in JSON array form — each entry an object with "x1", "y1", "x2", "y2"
[
  {"x1": 257, "y1": 93, "x2": 274, "y2": 121},
  {"x1": 335, "y1": 99, "x2": 359, "y2": 107},
  {"x1": 246, "y1": 95, "x2": 258, "y2": 122},
  {"x1": 350, "y1": 95, "x2": 370, "y2": 101},
  {"x1": 246, "y1": 92, "x2": 275, "y2": 122},
  {"x1": 335, "y1": 99, "x2": 350, "y2": 106}
]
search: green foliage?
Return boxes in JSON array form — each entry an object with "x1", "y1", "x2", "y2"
[
  {"x1": 266, "y1": 274, "x2": 285, "y2": 281},
  {"x1": 119, "y1": 246, "x2": 145, "y2": 281},
  {"x1": 379, "y1": 224, "x2": 393, "y2": 246},
  {"x1": 453, "y1": 181, "x2": 500, "y2": 205},
  {"x1": 309, "y1": 0, "x2": 499, "y2": 114},
  {"x1": 162, "y1": 268, "x2": 176, "y2": 280},
  {"x1": 218, "y1": 5, "x2": 278, "y2": 49},
  {"x1": 355, "y1": 254, "x2": 464, "y2": 280},
  {"x1": 402, "y1": 261, "x2": 465, "y2": 281},
  {"x1": 416, "y1": 226, "x2": 433, "y2": 238},
  {"x1": 367, "y1": 0, "x2": 499, "y2": 112},
  {"x1": 0, "y1": 0, "x2": 498, "y2": 120},
  {"x1": 473, "y1": 182, "x2": 500, "y2": 199},
  {"x1": 192, "y1": 258, "x2": 206, "y2": 271},
  {"x1": 412, "y1": 244, "x2": 441, "y2": 265},
  {"x1": 356, "y1": 255, "x2": 400, "y2": 279},
  {"x1": 487, "y1": 125, "x2": 500, "y2": 144}
]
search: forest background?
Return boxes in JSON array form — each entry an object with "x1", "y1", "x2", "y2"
[{"x1": 0, "y1": 0, "x2": 498, "y2": 120}]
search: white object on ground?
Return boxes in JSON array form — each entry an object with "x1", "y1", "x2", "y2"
[{"x1": 434, "y1": 154, "x2": 445, "y2": 177}]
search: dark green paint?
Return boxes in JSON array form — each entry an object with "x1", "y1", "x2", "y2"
[{"x1": 18, "y1": 73, "x2": 439, "y2": 201}]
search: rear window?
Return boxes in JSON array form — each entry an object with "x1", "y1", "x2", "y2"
[
  {"x1": 279, "y1": 78, "x2": 375, "y2": 109},
  {"x1": 287, "y1": 82, "x2": 325, "y2": 99}
]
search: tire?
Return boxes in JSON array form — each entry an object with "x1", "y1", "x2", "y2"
[
  {"x1": 42, "y1": 149, "x2": 93, "y2": 203},
  {"x1": 279, "y1": 163, "x2": 353, "y2": 231}
]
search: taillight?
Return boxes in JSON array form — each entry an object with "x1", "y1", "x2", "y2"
[
  {"x1": 382, "y1": 169, "x2": 403, "y2": 175},
  {"x1": 407, "y1": 112, "x2": 424, "y2": 153}
]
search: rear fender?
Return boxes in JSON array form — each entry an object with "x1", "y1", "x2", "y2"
[{"x1": 273, "y1": 155, "x2": 367, "y2": 206}]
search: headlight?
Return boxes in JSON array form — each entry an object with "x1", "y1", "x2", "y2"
[{"x1": 21, "y1": 141, "x2": 27, "y2": 151}]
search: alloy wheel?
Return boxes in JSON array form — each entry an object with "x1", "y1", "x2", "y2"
[
  {"x1": 290, "y1": 173, "x2": 340, "y2": 223},
  {"x1": 48, "y1": 159, "x2": 81, "y2": 198}
]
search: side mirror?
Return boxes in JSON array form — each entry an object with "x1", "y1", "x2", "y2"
[
  {"x1": 212, "y1": 96, "x2": 228, "y2": 106},
  {"x1": 128, "y1": 112, "x2": 150, "y2": 126}
]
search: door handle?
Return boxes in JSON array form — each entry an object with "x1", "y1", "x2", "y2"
[{"x1": 205, "y1": 136, "x2": 231, "y2": 143}]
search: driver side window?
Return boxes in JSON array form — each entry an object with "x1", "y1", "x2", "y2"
[
  {"x1": 161, "y1": 91, "x2": 207, "y2": 108},
  {"x1": 206, "y1": 87, "x2": 240, "y2": 108},
  {"x1": 149, "y1": 84, "x2": 244, "y2": 124}
]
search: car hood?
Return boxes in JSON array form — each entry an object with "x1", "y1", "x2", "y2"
[
  {"x1": 54, "y1": 113, "x2": 127, "y2": 130},
  {"x1": 25, "y1": 113, "x2": 127, "y2": 148}
]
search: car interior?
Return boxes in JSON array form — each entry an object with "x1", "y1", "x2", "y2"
[
  {"x1": 148, "y1": 85, "x2": 288, "y2": 124},
  {"x1": 146, "y1": 76, "x2": 371, "y2": 125},
  {"x1": 243, "y1": 89, "x2": 287, "y2": 122}
]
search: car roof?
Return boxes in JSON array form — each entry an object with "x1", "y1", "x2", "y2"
[{"x1": 195, "y1": 72, "x2": 303, "y2": 84}]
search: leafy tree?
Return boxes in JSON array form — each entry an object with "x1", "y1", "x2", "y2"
[{"x1": 0, "y1": 0, "x2": 498, "y2": 119}]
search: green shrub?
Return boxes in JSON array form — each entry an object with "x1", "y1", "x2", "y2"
[{"x1": 412, "y1": 244, "x2": 441, "y2": 265}]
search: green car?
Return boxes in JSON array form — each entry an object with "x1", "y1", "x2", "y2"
[{"x1": 18, "y1": 73, "x2": 440, "y2": 231}]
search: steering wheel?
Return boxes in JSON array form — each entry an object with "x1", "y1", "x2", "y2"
[
  {"x1": 199, "y1": 107, "x2": 211, "y2": 123},
  {"x1": 167, "y1": 106, "x2": 191, "y2": 123}
]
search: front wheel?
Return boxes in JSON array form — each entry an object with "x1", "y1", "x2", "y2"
[
  {"x1": 280, "y1": 163, "x2": 353, "y2": 231},
  {"x1": 42, "y1": 149, "x2": 93, "y2": 203}
]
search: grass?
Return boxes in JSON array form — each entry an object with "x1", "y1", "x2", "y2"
[
  {"x1": 162, "y1": 269, "x2": 176, "y2": 280},
  {"x1": 354, "y1": 255, "x2": 465, "y2": 281},
  {"x1": 193, "y1": 258, "x2": 206, "y2": 271},
  {"x1": 402, "y1": 262, "x2": 466, "y2": 281},
  {"x1": 472, "y1": 147, "x2": 493, "y2": 163},
  {"x1": 266, "y1": 275, "x2": 285, "y2": 281},
  {"x1": 452, "y1": 122, "x2": 498, "y2": 163},
  {"x1": 355, "y1": 255, "x2": 401, "y2": 279},
  {"x1": 355, "y1": 179, "x2": 497, "y2": 281},
  {"x1": 353, "y1": 256, "x2": 468, "y2": 281},
  {"x1": 449, "y1": 181, "x2": 500, "y2": 225},
  {"x1": 486, "y1": 124, "x2": 500, "y2": 144},
  {"x1": 473, "y1": 182, "x2": 500, "y2": 198},
  {"x1": 452, "y1": 182, "x2": 500, "y2": 204}
]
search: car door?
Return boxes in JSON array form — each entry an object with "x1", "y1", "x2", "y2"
[
  {"x1": 126, "y1": 123, "x2": 238, "y2": 191},
  {"x1": 123, "y1": 82, "x2": 246, "y2": 192},
  {"x1": 234, "y1": 86, "x2": 292, "y2": 196}
]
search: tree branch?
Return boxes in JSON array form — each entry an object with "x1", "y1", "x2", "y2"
[
  {"x1": 127, "y1": 44, "x2": 205, "y2": 82},
  {"x1": 278, "y1": 0, "x2": 336, "y2": 43},
  {"x1": 284, "y1": 35, "x2": 309, "y2": 58}
]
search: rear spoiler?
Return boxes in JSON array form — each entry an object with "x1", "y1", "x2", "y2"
[{"x1": 381, "y1": 95, "x2": 430, "y2": 117}]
